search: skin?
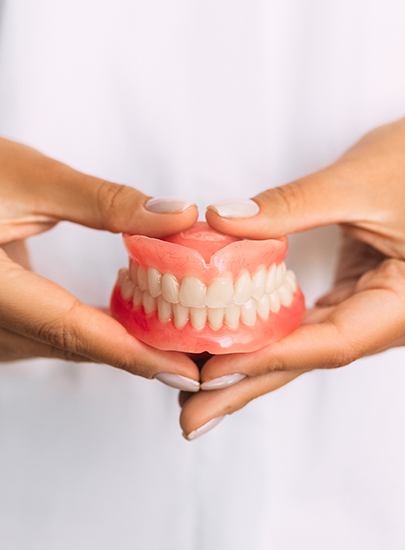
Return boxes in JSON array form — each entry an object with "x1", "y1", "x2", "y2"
[
  {"x1": 180, "y1": 117, "x2": 405, "y2": 438},
  {"x1": 0, "y1": 138, "x2": 200, "y2": 382}
]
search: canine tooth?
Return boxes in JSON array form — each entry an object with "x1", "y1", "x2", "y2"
[
  {"x1": 265, "y1": 264, "x2": 277, "y2": 294},
  {"x1": 275, "y1": 263, "x2": 287, "y2": 288},
  {"x1": 190, "y1": 307, "x2": 207, "y2": 331},
  {"x1": 208, "y1": 308, "x2": 225, "y2": 331},
  {"x1": 161, "y1": 273, "x2": 180, "y2": 303},
  {"x1": 206, "y1": 274, "x2": 233, "y2": 307},
  {"x1": 251, "y1": 265, "x2": 267, "y2": 300},
  {"x1": 225, "y1": 304, "x2": 240, "y2": 330},
  {"x1": 137, "y1": 266, "x2": 148, "y2": 291},
  {"x1": 179, "y1": 276, "x2": 206, "y2": 308},
  {"x1": 269, "y1": 291, "x2": 281, "y2": 313},
  {"x1": 133, "y1": 287, "x2": 142, "y2": 307},
  {"x1": 173, "y1": 303, "x2": 189, "y2": 329},
  {"x1": 157, "y1": 296, "x2": 172, "y2": 323},
  {"x1": 257, "y1": 294, "x2": 270, "y2": 321},
  {"x1": 241, "y1": 299, "x2": 257, "y2": 326},
  {"x1": 129, "y1": 262, "x2": 138, "y2": 283},
  {"x1": 285, "y1": 270, "x2": 297, "y2": 293},
  {"x1": 234, "y1": 269, "x2": 252, "y2": 304},
  {"x1": 278, "y1": 285, "x2": 293, "y2": 307},
  {"x1": 142, "y1": 292, "x2": 156, "y2": 314},
  {"x1": 121, "y1": 277, "x2": 134, "y2": 300},
  {"x1": 147, "y1": 267, "x2": 162, "y2": 298}
]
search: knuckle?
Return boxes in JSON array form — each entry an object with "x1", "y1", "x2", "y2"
[
  {"x1": 267, "y1": 183, "x2": 305, "y2": 218},
  {"x1": 36, "y1": 301, "x2": 84, "y2": 355},
  {"x1": 96, "y1": 182, "x2": 136, "y2": 231}
]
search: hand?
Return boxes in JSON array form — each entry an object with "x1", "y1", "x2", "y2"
[
  {"x1": 179, "y1": 117, "x2": 405, "y2": 439},
  {"x1": 0, "y1": 137, "x2": 200, "y2": 389}
]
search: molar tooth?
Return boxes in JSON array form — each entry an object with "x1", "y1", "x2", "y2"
[
  {"x1": 241, "y1": 299, "x2": 257, "y2": 326},
  {"x1": 225, "y1": 304, "x2": 240, "y2": 330},
  {"x1": 269, "y1": 291, "x2": 281, "y2": 313},
  {"x1": 129, "y1": 262, "x2": 138, "y2": 283},
  {"x1": 208, "y1": 308, "x2": 225, "y2": 331},
  {"x1": 121, "y1": 276, "x2": 135, "y2": 300},
  {"x1": 278, "y1": 285, "x2": 293, "y2": 307},
  {"x1": 257, "y1": 294, "x2": 270, "y2": 321},
  {"x1": 173, "y1": 303, "x2": 189, "y2": 329},
  {"x1": 275, "y1": 263, "x2": 287, "y2": 288},
  {"x1": 133, "y1": 287, "x2": 142, "y2": 308},
  {"x1": 142, "y1": 292, "x2": 156, "y2": 314},
  {"x1": 265, "y1": 264, "x2": 277, "y2": 294},
  {"x1": 157, "y1": 296, "x2": 172, "y2": 323},
  {"x1": 251, "y1": 265, "x2": 267, "y2": 300},
  {"x1": 206, "y1": 273, "x2": 233, "y2": 307},
  {"x1": 190, "y1": 307, "x2": 207, "y2": 331},
  {"x1": 179, "y1": 276, "x2": 207, "y2": 308},
  {"x1": 147, "y1": 267, "x2": 162, "y2": 298},
  {"x1": 137, "y1": 265, "x2": 148, "y2": 291},
  {"x1": 285, "y1": 270, "x2": 297, "y2": 293},
  {"x1": 234, "y1": 269, "x2": 252, "y2": 304},
  {"x1": 161, "y1": 273, "x2": 180, "y2": 304}
]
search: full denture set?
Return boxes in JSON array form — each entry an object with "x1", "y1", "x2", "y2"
[{"x1": 111, "y1": 222, "x2": 305, "y2": 354}]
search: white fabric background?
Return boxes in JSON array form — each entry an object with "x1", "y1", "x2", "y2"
[{"x1": 0, "y1": 1, "x2": 405, "y2": 549}]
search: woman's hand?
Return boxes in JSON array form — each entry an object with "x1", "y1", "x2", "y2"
[
  {"x1": 179, "y1": 117, "x2": 405, "y2": 439},
  {"x1": 0, "y1": 138, "x2": 200, "y2": 389}
]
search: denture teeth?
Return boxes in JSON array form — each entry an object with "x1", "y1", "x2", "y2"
[
  {"x1": 206, "y1": 273, "x2": 233, "y2": 308},
  {"x1": 137, "y1": 266, "x2": 148, "y2": 291},
  {"x1": 157, "y1": 296, "x2": 172, "y2": 323},
  {"x1": 173, "y1": 303, "x2": 189, "y2": 329},
  {"x1": 133, "y1": 287, "x2": 143, "y2": 308},
  {"x1": 147, "y1": 267, "x2": 162, "y2": 298},
  {"x1": 121, "y1": 276, "x2": 135, "y2": 301},
  {"x1": 275, "y1": 263, "x2": 286, "y2": 288},
  {"x1": 285, "y1": 270, "x2": 297, "y2": 293},
  {"x1": 161, "y1": 273, "x2": 180, "y2": 304},
  {"x1": 117, "y1": 268, "x2": 128, "y2": 285},
  {"x1": 241, "y1": 299, "x2": 257, "y2": 326},
  {"x1": 179, "y1": 276, "x2": 207, "y2": 308},
  {"x1": 251, "y1": 265, "x2": 267, "y2": 300},
  {"x1": 257, "y1": 294, "x2": 270, "y2": 321},
  {"x1": 278, "y1": 285, "x2": 293, "y2": 307},
  {"x1": 190, "y1": 307, "x2": 207, "y2": 331},
  {"x1": 142, "y1": 292, "x2": 156, "y2": 314},
  {"x1": 265, "y1": 264, "x2": 277, "y2": 294},
  {"x1": 208, "y1": 308, "x2": 225, "y2": 331},
  {"x1": 234, "y1": 269, "x2": 252, "y2": 305},
  {"x1": 129, "y1": 262, "x2": 138, "y2": 283},
  {"x1": 269, "y1": 291, "x2": 281, "y2": 313},
  {"x1": 225, "y1": 304, "x2": 240, "y2": 330}
]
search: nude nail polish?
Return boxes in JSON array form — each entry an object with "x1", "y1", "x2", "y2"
[
  {"x1": 145, "y1": 197, "x2": 195, "y2": 213},
  {"x1": 184, "y1": 416, "x2": 224, "y2": 441},
  {"x1": 201, "y1": 373, "x2": 246, "y2": 390},
  {"x1": 208, "y1": 199, "x2": 259, "y2": 218},
  {"x1": 156, "y1": 373, "x2": 200, "y2": 392}
]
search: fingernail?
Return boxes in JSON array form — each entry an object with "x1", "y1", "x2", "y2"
[
  {"x1": 208, "y1": 199, "x2": 259, "y2": 218},
  {"x1": 201, "y1": 373, "x2": 246, "y2": 391},
  {"x1": 145, "y1": 196, "x2": 195, "y2": 213},
  {"x1": 156, "y1": 373, "x2": 200, "y2": 392},
  {"x1": 184, "y1": 416, "x2": 224, "y2": 441}
]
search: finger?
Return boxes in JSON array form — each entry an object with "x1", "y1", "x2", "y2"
[
  {"x1": 1, "y1": 138, "x2": 198, "y2": 237},
  {"x1": 206, "y1": 165, "x2": 366, "y2": 238},
  {"x1": 180, "y1": 370, "x2": 305, "y2": 440},
  {"x1": 0, "y1": 249, "x2": 199, "y2": 381}
]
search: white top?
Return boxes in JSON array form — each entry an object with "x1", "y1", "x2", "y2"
[{"x1": 1, "y1": 1, "x2": 405, "y2": 548}]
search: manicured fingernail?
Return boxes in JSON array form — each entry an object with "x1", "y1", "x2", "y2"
[
  {"x1": 208, "y1": 199, "x2": 259, "y2": 218},
  {"x1": 145, "y1": 196, "x2": 194, "y2": 213},
  {"x1": 184, "y1": 416, "x2": 224, "y2": 441},
  {"x1": 201, "y1": 373, "x2": 246, "y2": 391},
  {"x1": 155, "y1": 373, "x2": 200, "y2": 392}
]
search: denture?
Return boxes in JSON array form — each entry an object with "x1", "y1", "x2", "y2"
[{"x1": 110, "y1": 222, "x2": 305, "y2": 354}]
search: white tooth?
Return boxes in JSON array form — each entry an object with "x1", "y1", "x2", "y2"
[
  {"x1": 233, "y1": 270, "x2": 252, "y2": 304},
  {"x1": 278, "y1": 285, "x2": 293, "y2": 307},
  {"x1": 179, "y1": 276, "x2": 207, "y2": 307},
  {"x1": 157, "y1": 296, "x2": 172, "y2": 323},
  {"x1": 173, "y1": 303, "x2": 189, "y2": 329},
  {"x1": 129, "y1": 262, "x2": 138, "y2": 283},
  {"x1": 206, "y1": 273, "x2": 233, "y2": 307},
  {"x1": 251, "y1": 265, "x2": 267, "y2": 300},
  {"x1": 118, "y1": 268, "x2": 128, "y2": 285},
  {"x1": 142, "y1": 292, "x2": 156, "y2": 314},
  {"x1": 133, "y1": 287, "x2": 142, "y2": 308},
  {"x1": 275, "y1": 263, "x2": 287, "y2": 288},
  {"x1": 147, "y1": 267, "x2": 162, "y2": 298},
  {"x1": 121, "y1": 277, "x2": 135, "y2": 300},
  {"x1": 285, "y1": 270, "x2": 297, "y2": 293},
  {"x1": 208, "y1": 308, "x2": 225, "y2": 331},
  {"x1": 257, "y1": 294, "x2": 270, "y2": 321},
  {"x1": 269, "y1": 291, "x2": 281, "y2": 313},
  {"x1": 190, "y1": 308, "x2": 207, "y2": 331},
  {"x1": 265, "y1": 264, "x2": 277, "y2": 294},
  {"x1": 137, "y1": 266, "x2": 148, "y2": 291},
  {"x1": 241, "y1": 299, "x2": 257, "y2": 326},
  {"x1": 225, "y1": 304, "x2": 240, "y2": 330},
  {"x1": 161, "y1": 273, "x2": 180, "y2": 304}
]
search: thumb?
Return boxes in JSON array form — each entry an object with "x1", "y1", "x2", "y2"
[{"x1": 206, "y1": 165, "x2": 363, "y2": 238}]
